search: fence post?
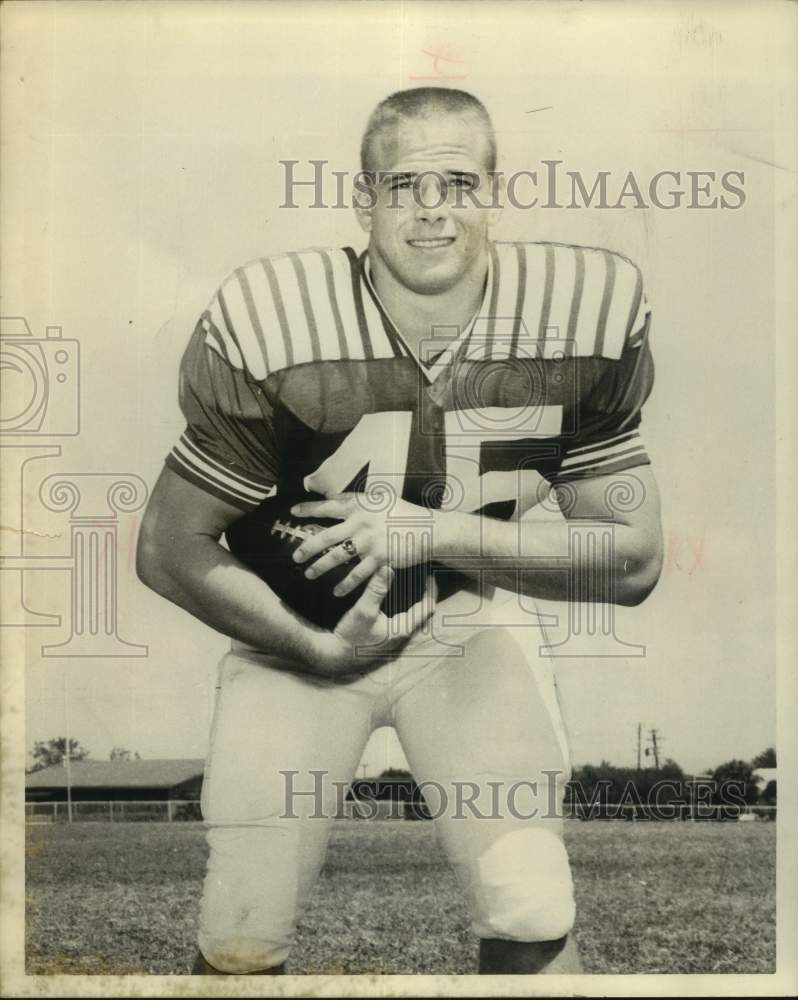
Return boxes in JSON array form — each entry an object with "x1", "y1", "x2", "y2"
[
  {"x1": 109, "y1": 801, "x2": 114, "y2": 823},
  {"x1": 167, "y1": 800, "x2": 173, "y2": 823}
]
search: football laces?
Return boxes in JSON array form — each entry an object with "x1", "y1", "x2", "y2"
[
  {"x1": 271, "y1": 519, "x2": 321, "y2": 543},
  {"x1": 270, "y1": 519, "x2": 347, "y2": 559}
]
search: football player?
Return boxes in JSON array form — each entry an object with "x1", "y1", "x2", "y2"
[{"x1": 137, "y1": 86, "x2": 663, "y2": 975}]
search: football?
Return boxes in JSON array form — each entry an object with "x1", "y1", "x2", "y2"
[{"x1": 224, "y1": 493, "x2": 430, "y2": 632}]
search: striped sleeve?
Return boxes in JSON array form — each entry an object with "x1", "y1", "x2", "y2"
[
  {"x1": 557, "y1": 312, "x2": 655, "y2": 482},
  {"x1": 164, "y1": 315, "x2": 279, "y2": 510}
]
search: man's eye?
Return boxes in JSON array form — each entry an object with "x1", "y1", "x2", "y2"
[
  {"x1": 450, "y1": 175, "x2": 477, "y2": 189},
  {"x1": 390, "y1": 178, "x2": 413, "y2": 191}
]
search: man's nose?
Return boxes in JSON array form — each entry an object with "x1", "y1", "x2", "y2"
[{"x1": 414, "y1": 173, "x2": 449, "y2": 222}]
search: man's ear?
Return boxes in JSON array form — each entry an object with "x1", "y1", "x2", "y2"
[
  {"x1": 354, "y1": 201, "x2": 372, "y2": 233},
  {"x1": 486, "y1": 172, "x2": 505, "y2": 228},
  {"x1": 352, "y1": 172, "x2": 377, "y2": 233}
]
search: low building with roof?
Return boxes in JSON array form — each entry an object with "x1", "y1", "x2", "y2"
[{"x1": 25, "y1": 759, "x2": 205, "y2": 804}]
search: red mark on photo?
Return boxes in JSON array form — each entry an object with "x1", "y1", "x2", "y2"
[
  {"x1": 410, "y1": 46, "x2": 467, "y2": 81},
  {"x1": 665, "y1": 534, "x2": 705, "y2": 575}
]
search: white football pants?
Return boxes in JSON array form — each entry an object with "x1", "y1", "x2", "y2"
[{"x1": 197, "y1": 594, "x2": 575, "y2": 973}]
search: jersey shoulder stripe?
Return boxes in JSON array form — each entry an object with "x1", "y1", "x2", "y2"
[
  {"x1": 478, "y1": 241, "x2": 650, "y2": 362},
  {"x1": 202, "y1": 248, "x2": 400, "y2": 379},
  {"x1": 556, "y1": 428, "x2": 650, "y2": 481},
  {"x1": 166, "y1": 432, "x2": 276, "y2": 509}
]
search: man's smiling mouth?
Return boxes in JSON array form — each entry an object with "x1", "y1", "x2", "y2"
[{"x1": 407, "y1": 238, "x2": 455, "y2": 249}]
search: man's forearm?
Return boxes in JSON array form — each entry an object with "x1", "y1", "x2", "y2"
[
  {"x1": 138, "y1": 535, "x2": 324, "y2": 662},
  {"x1": 429, "y1": 510, "x2": 660, "y2": 605}
]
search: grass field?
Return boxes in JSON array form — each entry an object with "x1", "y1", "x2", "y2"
[{"x1": 26, "y1": 819, "x2": 776, "y2": 976}]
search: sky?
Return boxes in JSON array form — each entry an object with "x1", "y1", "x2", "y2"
[{"x1": 4, "y1": 1, "x2": 788, "y2": 779}]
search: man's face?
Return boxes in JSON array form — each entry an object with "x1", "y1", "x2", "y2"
[{"x1": 356, "y1": 112, "x2": 502, "y2": 295}]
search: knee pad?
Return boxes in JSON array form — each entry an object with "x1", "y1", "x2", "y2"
[{"x1": 472, "y1": 827, "x2": 576, "y2": 942}]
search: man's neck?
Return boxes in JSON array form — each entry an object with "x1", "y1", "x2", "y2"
[{"x1": 366, "y1": 247, "x2": 489, "y2": 357}]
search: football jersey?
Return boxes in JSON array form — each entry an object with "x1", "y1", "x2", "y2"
[{"x1": 165, "y1": 241, "x2": 654, "y2": 610}]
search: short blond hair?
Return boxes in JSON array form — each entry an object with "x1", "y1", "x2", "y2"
[{"x1": 360, "y1": 87, "x2": 497, "y2": 174}]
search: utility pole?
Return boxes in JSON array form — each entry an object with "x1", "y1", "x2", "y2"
[
  {"x1": 63, "y1": 672, "x2": 73, "y2": 823},
  {"x1": 644, "y1": 728, "x2": 662, "y2": 769},
  {"x1": 637, "y1": 723, "x2": 642, "y2": 770}
]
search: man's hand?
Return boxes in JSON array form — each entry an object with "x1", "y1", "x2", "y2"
[
  {"x1": 306, "y1": 565, "x2": 436, "y2": 677},
  {"x1": 138, "y1": 471, "x2": 437, "y2": 678},
  {"x1": 290, "y1": 493, "x2": 432, "y2": 597}
]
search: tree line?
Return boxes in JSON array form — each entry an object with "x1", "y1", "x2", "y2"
[{"x1": 377, "y1": 748, "x2": 777, "y2": 807}]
